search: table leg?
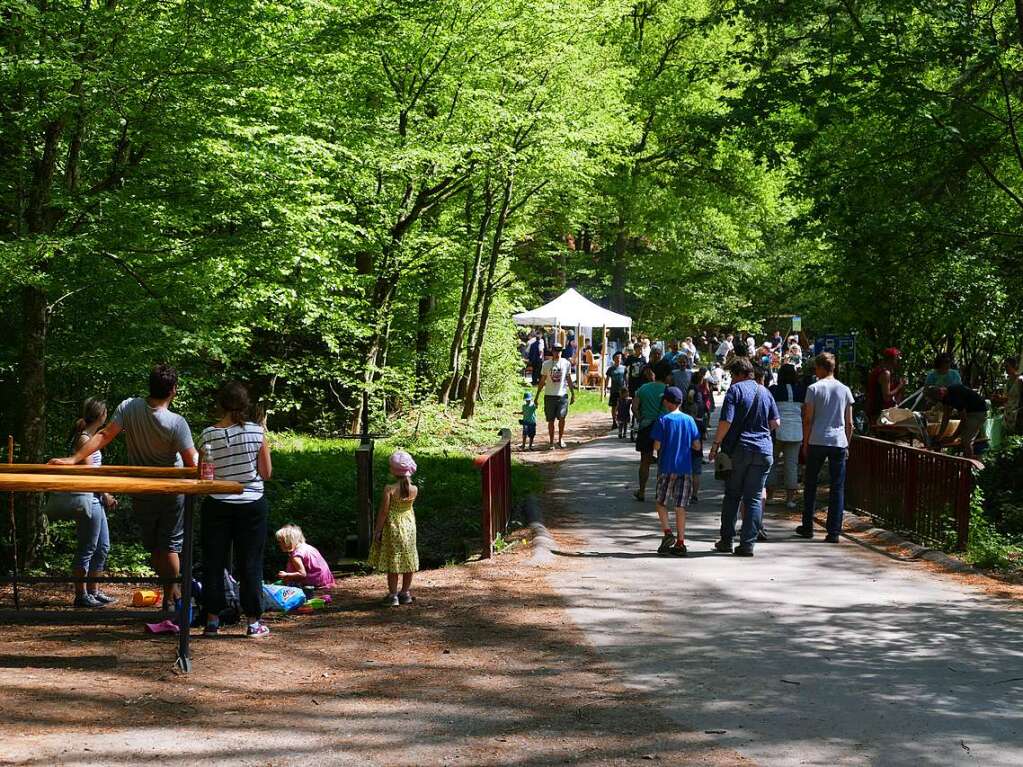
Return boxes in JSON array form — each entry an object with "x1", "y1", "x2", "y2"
[{"x1": 175, "y1": 494, "x2": 195, "y2": 673}]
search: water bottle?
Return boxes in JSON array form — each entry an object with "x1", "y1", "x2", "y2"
[{"x1": 201, "y1": 444, "x2": 215, "y2": 480}]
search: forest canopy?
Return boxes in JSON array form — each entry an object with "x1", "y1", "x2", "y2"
[{"x1": 4, "y1": 0, "x2": 1023, "y2": 450}]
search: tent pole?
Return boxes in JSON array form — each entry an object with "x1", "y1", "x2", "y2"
[
  {"x1": 575, "y1": 324, "x2": 581, "y2": 385},
  {"x1": 601, "y1": 325, "x2": 608, "y2": 400}
]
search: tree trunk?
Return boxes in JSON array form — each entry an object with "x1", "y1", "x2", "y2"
[
  {"x1": 439, "y1": 180, "x2": 493, "y2": 404},
  {"x1": 462, "y1": 173, "x2": 513, "y2": 419},
  {"x1": 610, "y1": 222, "x2": 628, "y2": 312},
  {"x1": 415, "y1": 292, "x2": 435, "y2": 385},
  {"x1": 19, "y1": 285, "x2": 49, "y2": 564}
]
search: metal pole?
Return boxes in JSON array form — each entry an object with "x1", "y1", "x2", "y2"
[
  {"x1": 176, "y1": 494, "x2": 195, "y2": 673},
  {"x1": 600, "y1": 325, "x2": 608, "y2": 399},
  {"x1": 7, "y1": 435, "x2": 19, "y2": 610}
]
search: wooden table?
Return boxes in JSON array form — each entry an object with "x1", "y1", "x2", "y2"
[{"x1": 1, "y1": 469, "x2": 243, "y2": 673}]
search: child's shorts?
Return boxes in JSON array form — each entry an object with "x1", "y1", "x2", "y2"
[
  {"x1": 522, "y1": 422, "x2": 537, "y2": 438},
  {"x1": 656, "y1": 473, "x2": 694, "y2": 510}
]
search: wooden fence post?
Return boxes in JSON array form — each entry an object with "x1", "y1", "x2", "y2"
[{"x1": 356, "y1": 441, "x2": 374, "y2": 558}]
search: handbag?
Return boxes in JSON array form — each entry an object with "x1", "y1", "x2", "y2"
[{"x1": 714, "y1": 385, "x2": 763, "y2": 481}]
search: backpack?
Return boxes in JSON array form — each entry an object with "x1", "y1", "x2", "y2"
[{"x1": 190, "y1": 567, "x2": 242, "y2": 627}]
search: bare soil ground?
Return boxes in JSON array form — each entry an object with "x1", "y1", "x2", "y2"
[{"x1": 0, "y1": 412, "x2": 745, "y2": 767}]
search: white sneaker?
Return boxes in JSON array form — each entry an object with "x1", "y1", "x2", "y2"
[{"x1": 558, "y1": 440, "x2": 567, "y2": 449}]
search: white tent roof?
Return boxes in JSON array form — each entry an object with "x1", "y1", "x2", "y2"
[{"x1": 513, "y1": 288, "x2": 632, "y2": 329}]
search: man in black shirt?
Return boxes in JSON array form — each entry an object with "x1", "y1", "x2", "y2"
[
  {"x1": 625, "y1": 341, "x2": 647, "y2": 397},
  {"x1": 933, "y1": 384, "x2": 988, "y2": 459}
]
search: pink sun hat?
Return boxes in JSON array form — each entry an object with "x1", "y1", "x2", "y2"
[{"x1": 389, "y1": 450, "x2": 417, "y2": 477}]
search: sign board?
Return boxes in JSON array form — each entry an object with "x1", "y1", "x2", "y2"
[
  {"x1": 792, "y1": 316, "x2": 802, "y2": 332},
  {"x1": 814, "y1": 334, "x2": 856, "y2": 366}
]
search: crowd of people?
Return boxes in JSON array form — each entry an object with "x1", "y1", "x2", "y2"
[
  {"x1": 620, "y1": 334, "x2": 848, "y2": 557},
  {"x1": 46, "y1": 364, "x2": 420, "y2": 626},
  {"x1": 522, "y1": 324, "x2": 1023, "y2": 556}
]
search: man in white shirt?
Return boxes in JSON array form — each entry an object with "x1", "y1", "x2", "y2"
[
  {"x1": 715, "y1": 334, "x2": 734, "y2": 362},
  {"x1": 536, "y1": 343, "x2": 577, "y2": 449}
]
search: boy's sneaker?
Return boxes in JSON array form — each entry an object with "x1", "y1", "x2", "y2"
[
  {"x1": 398, "y1": 591, "x2": 415, "y2": 605},
  {"x1": 733, "y1": 545, "x2": 755, "y2": 557},
  {"x1": 90, "y1": 590, "x2": 117, "y2": 605},
  {"x1": 824, "y1": 534, "x2": 841, "y2": 543},
  {"x1": 246, "y1": 623, "x2": 270, "y2": 639},
  {"x1": 382, "y1": 593, "x2": 399, "y2": 607},
  {"x1": 756, "y1": 530, "x2": 769, "y2": 542},
  {"x1": 713, "y1": 539, "x2": 733, "y2": 553},
  {"x1": 795, "y1": 525, "x2": 814, "y2": 539},
  {"x1": 73, "y1": 593, "x2": 103, "y2": 608},
  {"x1": 669, "y1": 543, "x2": 688, "y2": 557},
  {"x1": 657, "y1": 532, "x2": 677, "y2": 554}
]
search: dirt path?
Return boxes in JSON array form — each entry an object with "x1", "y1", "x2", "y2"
[{"x1": 0, "y1": 417, "x2": 744, "y2": 767}]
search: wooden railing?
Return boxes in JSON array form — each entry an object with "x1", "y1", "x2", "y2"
[{"x1": 846, "y1": 436, "x2": 982, "y2": 551}]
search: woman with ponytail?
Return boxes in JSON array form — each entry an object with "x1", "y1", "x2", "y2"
[
  {"x1": 197, "y1": 381, "x2": 273, "y2": 638},
  {"x1": 48, "y1": 398, "x2": 117, "y2": 607},
  {"x1": 369, "y1": 450, "x2": 420, "y2": 606}
]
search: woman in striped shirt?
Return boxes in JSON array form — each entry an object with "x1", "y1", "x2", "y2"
[{"x1": 199, "y1": 381, "x2": 273, "y2": 639}]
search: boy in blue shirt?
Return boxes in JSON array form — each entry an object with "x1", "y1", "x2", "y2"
[
  {"x1": 521, "y1": 392, "x2": 538, "y2": 450},
  {"x1": 650, "y1": 386, "x2": 702, "y2": 556}
]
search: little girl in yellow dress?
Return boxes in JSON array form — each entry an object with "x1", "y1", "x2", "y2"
[{"x1": 368, "y1": 450, "x2": 420, "y2": 606}]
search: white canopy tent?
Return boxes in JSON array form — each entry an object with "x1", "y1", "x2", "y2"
[
  {"x1": 513, "y1": 288, "x2": 632, "y2": 330},
  {"x1": 514, "y1": 289, "x2": 632, "y2": 396}
]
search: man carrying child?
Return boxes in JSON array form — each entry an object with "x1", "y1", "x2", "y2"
[{"x1": 650, "y1": 386, "x2": 702, "y2": 557}]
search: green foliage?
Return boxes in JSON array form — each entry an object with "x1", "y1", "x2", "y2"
[
  {"x1": 31, "y1": 519, "x2": 153, "y2": 578},
  {"x1": 7, "y1": 0, "x2": 1023, "y2": 566},
  {"x1": 978, "y1": 437, "x2": 1023, "y2": 537},
  {"x1": 966, "y1": 487, "x2": 1023, "y2": 572},
  {"x1": 266, "y1": 391, "x2": 541, "y2": 568}
]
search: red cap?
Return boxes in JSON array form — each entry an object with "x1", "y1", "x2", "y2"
[{"x1": 882, "y1": 347, "x2": 901, "y2": 360}]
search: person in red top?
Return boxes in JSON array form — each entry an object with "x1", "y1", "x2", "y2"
[{"x1": 867, "y1": 348, "x2": 904, "y2": 424}]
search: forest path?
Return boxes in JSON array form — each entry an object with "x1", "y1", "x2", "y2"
[{"x1": 543, "y1": 427, "x2": 1023, "y2": 767}]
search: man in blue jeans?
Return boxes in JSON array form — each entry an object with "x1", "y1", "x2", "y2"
[
  {"x1": 797, "y1": 352, "x2": 854, "y2": 543},
  {"x1": 708, "y1": 357, "x2": 780, "y2": 556}
]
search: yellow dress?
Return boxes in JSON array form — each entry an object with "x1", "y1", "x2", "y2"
[{"x1": 368, "y1": 495, "x2": 419, "y2": 573}]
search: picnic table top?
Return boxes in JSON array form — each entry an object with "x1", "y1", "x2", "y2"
[
  {"x1": 0, "y1": 464, "x2": 199, "y2": 478},
  {"x1": 0, "y1": 473, "x2": 242, "y2": 495}
]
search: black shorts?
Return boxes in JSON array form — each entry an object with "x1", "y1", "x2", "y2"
[
  {"x1": 636, "y1": 425, "x2": 655, "y2": 455},
  {"x1": 544, "y1": 395, "x2": 569, "y2": 422},
  {"x1": 609, "y1": 390, "x2": 621, "y2": 409}
]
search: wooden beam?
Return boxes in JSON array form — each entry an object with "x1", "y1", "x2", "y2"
[
  {"x1": 0, "y1": 464, "x2": 199, "y2": 478},
  {"x1": 0, "y1": 474, "x2": 242, "y2": 495}
]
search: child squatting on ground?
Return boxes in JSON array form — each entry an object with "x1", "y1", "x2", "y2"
[
  {"x1": 521, "y1": 392, "x2": 538, "y2": 450},
  {"x1": 368, "y1": 450, "x2": 420, "y2": 606},
  {"x1": 650, "y1": 386, "x2": 702, "y2": 557},
  {"x1": 276, "y1": 524, "x2": 336, "y2": 589}
]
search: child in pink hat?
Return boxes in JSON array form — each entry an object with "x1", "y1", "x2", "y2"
[{"x1": 368, "y1": 450, "x2": 420, "y2": 606}]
